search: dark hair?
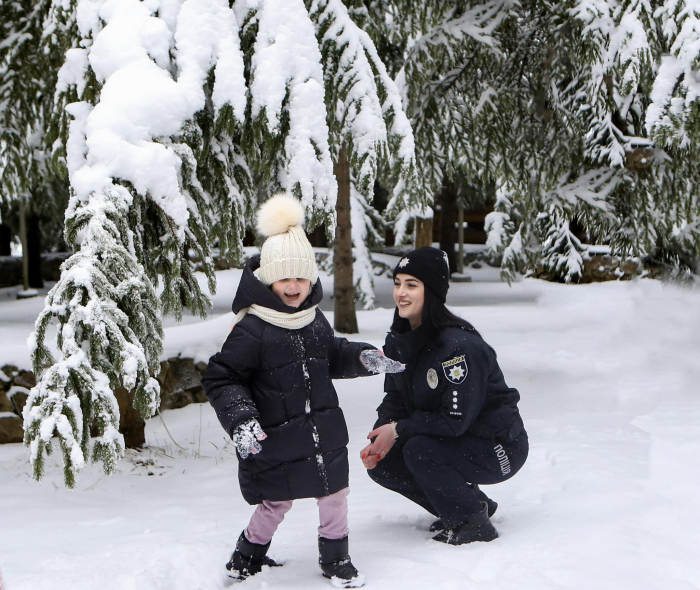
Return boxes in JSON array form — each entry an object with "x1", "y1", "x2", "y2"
[{"x1": 421, "y1": 287, "x2": 483, "y2": 337}]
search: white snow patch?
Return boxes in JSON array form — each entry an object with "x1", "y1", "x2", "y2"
[{"x1": 2, "y1": 268, "x2": 700, "y2": 590}]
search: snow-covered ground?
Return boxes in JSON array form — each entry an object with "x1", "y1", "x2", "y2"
[{"x1": 1, "y1": 270, "x2": 700, "y2": 590}]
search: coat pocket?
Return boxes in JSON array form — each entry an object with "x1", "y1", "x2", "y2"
[{"x1": 246, "y1": 416, "x2": 317, "y2": 474}]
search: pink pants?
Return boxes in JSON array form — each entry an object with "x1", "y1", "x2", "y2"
[{"x1": 244, "y1": 488, "x2": 349, "y2": 545}]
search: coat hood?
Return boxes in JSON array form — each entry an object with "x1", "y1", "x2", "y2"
[{"x1": 232, "y1": 254, "x2": 323, "y2": 314}]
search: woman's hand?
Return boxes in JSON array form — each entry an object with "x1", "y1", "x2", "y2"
[
  {"x1": 360, "y1": 443, "x2": 379, "y2": 469},
  {"x1": 366, "y1": 424, "x2": 397, "y2": 464}
]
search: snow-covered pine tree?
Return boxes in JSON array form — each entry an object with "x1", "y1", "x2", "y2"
[
  {"x1": 646, "y1": 1, "x2": 700, "y2": 276},
  {"x1": 356, "y1": 1, "x2": 515, "y2": 255},
  {"x1": 234, "y1": 0, "x2": 415, "y2": 331},
  {"x1": 26, "y1": 0, "x2": 250, "y2": 487},
  {"x1": 0, "y1": 0, "x2": 51, "y2": 197},
  {"x1": 484, "y1": 0, "x2": 606, "y2": 283},
  {"x1": 0, "y1": 0, "x2": 59, "y2": 290},
  {"x1": 486, "y1": 0, "x2": 700, "y2": 282},
  {"x1": 308, "y1": 0, "x2": 415, "y2": 320}
]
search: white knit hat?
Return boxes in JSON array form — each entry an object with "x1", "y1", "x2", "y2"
[{"x1": 254, "y1": 193, "x2": 318, "y2": 286}]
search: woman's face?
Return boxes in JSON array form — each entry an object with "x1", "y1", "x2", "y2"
[
  {"x1": 393, "y1": 273, "x2": 425, "y2": 328},
  {"x1": 271, "y1": 278, "x2": 311, "y2": 308}
]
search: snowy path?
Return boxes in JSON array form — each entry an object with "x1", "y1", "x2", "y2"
[{"x1": 1, "y1": 278, "x2": 700, "y2": 589}]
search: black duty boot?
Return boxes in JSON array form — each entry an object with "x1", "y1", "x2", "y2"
[
  {"x1": 430, "y1": 485, "x2": 498, "y2": 532},
  {"x1": 433, "y1": 502, "x2": 498, "y2": 545},
  {"x1": 318, "y1": 536, "x2": 365, "y2": 588},
  {"x1": 226, "y1": 531, "x2": 281, "y2": 580}
]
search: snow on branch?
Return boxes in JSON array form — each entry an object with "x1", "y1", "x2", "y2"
[
  {"x1": 406, "y1": 0, "x2": 515, "y2": 59},
  {"x1": 310, "y1": 0, "x2": 415, "y2": 225},
  {"x1": 311, "y1": 0, "x2": 414, "y2": 189},
  {"x1": 27, "y1": 189, "x2": 161, "y2": 487},
  {"x1": 647, "y1": 2, "x2": 700, "y2": 149},
  {"x1": 548, "y1": 169, "x2": 619, "y2": 211},
  {"x1": 245, "y1": 0, "x2": 337, "y2": 224},
  {"x1": 539, "y1": 207, "x2": 586, "y2": 284},
  {"x1": 350, "y1": 179, "x2": 383, "y2": 309}
]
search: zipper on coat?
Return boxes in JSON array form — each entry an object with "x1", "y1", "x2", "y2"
[{"x1": 295, "y1": 332, "x2": 330, "y2": 495}]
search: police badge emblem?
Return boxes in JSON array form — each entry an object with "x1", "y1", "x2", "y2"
[
  {"x1": 427, "y1": 368, "x2": 438, "y2": 389},
  {"x1": 442, "y1": 355, "x2": 468, "y2": 384}
]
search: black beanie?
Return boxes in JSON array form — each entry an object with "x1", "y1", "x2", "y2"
[{"x1": 393, "y1": 247, "x2": 450, "y2": 302}]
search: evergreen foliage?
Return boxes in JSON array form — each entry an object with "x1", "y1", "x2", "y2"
[
  {"x1": 359, "y1": 1, "x2": 700, "y2": 281},
  {"x1": 0, "y1": 0, "x2": 60, "y2": 223},
  {"x1": 484, "y1": 0, "x2": 700, "y2": 282},
  {"x1": 15, "y1": 0, "x2": 414, "y2": 484},
  {"x1": 236, "y1": 0, "x2": 339, "y2": 232},
  {"x1": 307, "y1": 0, "x2": 415, "y2": 307},
  {"x1": 356, "y1": 0, "x2": 516, "y2": 242},
  {"x1": 24, "y1": 0, "x2": 252, "y2": 486}
]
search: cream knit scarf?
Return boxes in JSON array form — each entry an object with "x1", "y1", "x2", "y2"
[{"x1": 232, "y1": 304, "x2": 318, "y2": 330}]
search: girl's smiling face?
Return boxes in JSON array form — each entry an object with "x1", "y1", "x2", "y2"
[
  {"x1": 393, "y1": 273, "x2": 425, "y2": 329},
  {"x1": 270, "y1": 277, "x2": 311, "y2": 308}
]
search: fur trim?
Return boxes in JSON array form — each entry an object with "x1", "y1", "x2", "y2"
[{"x1": 256, "y1": 193, "x2": 305, "y2": 238}]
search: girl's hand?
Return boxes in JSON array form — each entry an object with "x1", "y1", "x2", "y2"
[
  {"x1": 360, "y1": 349, "x2": 405, "y2": 374},
  {"x1": 232, "y1": 418, "x2": 267, "y2": 459},
  {"x1": 366, "y1": 424, "x2": 396, "y2": 462}
]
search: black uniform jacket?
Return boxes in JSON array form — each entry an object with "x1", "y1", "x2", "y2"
[
  {"x1": 202, "y1": 256, "x2": 374, "y2": 504},
  {"x1": 375, "y1": 318, "x2": 525, "y2": 443}
]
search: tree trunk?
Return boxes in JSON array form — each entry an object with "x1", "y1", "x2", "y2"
[
  {"x1": 27, "y1": 214, "x2": 43, "y2": 289},
  {"x1": 115, "y1": 387, "x2": 146, "y2": 448},
  {"x1": 456, "y1": 201, "x2": 464, "y2": 274},
  {"x1": 18, "y1": 199, "x2": 30, "y2": 292},
  {"x1": 0, "y1": 224, "x2": 11, "y2": 256},
  {"x1": 333, "y1": 145, "x2": 358, "y2": 334},
  {"x1": 438, "y1": 180, "x2": 458, "y2": 274},
  {"x1": 415, "y1": 216, "x2": 433, "y2": 249}
]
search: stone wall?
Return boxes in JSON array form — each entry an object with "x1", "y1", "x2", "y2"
[
  {"x1": 0, "y1": 366, "x2": 34, "y2": 444},
  {"x1": 0, "y1": 357, "x2": 210, "y2": 445},
  {"x1": 579, "y1": 254, "x2": 643, "y2": 283},
  {"x1": 533, "y1": 253, "x2": 643, "y2": 283}
]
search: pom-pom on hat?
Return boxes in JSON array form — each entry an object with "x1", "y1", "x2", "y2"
[
  {"x1": 254, "y1": 193, "x2": 318, "y2": 286},
  {"x1": 393, "y1": 247, "x2": 450, "y2": 302}
]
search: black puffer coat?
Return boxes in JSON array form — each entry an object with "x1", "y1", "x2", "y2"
[
  {"x1": 376, "y1": 318, "x2": 525, "y2": 443},
  {"x1": 202, "y1": 256, "x2": 374, "y2": 504}
]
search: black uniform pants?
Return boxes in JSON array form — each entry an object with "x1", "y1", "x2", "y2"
[{"x1": 367, "y1": 433, "x2": 528, "y2": 529}]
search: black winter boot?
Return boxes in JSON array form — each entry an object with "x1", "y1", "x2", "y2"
[
  {"x1": 432, "y1": 502, "x2": 498, "y2": 545},
  {"x1": 430, "y1": 484, "x2": 498, "y2": 532},
  {"x1": 318, "y1": 536, "x2": 365, "y2": 588},
  {"x1": 226, "y1": 531, "x2": 281, "y2": 580}
]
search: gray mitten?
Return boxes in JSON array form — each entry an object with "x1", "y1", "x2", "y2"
[
  {"x1": 232, "y1": 418, "x2": 267, "y2": 459},
  {"x1": 360, "y1": 349, "x2": 405, "y2": 374}
]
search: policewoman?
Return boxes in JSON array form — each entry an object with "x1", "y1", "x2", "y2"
[{"x1": 360, "y1": 247, "x2": 528, "y2": 545}]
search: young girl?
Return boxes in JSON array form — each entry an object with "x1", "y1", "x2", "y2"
[{"x1": 202, "y1": 194, "x2": 401, "y2": 587}]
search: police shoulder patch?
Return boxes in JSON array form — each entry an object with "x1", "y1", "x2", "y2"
[{"x1": 442, "y1": 355, "x2": 468, "y2": 384}]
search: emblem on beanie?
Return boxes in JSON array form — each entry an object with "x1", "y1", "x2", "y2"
[
  {"x1": 398, "y1": 257, "x2": 409, "y2": 268},
  {"x1": 427, "y1": 368, "x2": 439, "y2": 389},
  {"x1": 442, "y1": 355, "x2": 468, "y2": 384}
]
